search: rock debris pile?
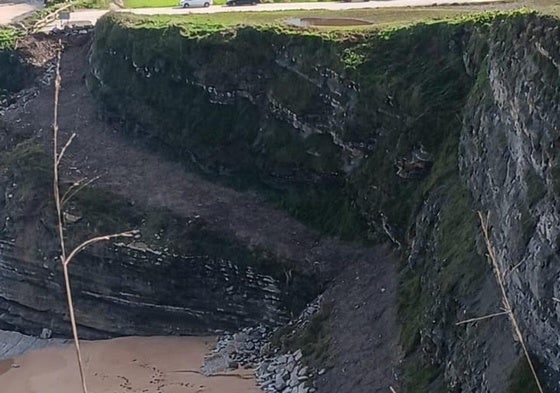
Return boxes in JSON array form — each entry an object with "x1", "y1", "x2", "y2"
[
  {"x1": 201, "y1": 297, "x2": 324, "y2": 393},
  {"x1": 256, "y1": 349, "x2": 321, "y2": 393}
]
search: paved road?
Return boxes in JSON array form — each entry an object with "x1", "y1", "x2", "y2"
[
  {"x1": 0, "y1": 0, "x2": 43, "y2": 25},
  {"x1": 48, "y1": 0, "x2": 502, "y2": 27}
]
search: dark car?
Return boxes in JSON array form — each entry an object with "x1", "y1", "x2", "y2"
[{"x1": 226, "y1": 0, "x2": 259, "y2": 6}]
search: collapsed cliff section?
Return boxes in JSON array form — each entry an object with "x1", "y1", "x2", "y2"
[
  {"x1": 0, "y1": 32, "x2": 59, "y2": 103},
  {"x1": 0, "y1": 137, "x2": 318, "y2": 339},
  {"x1": 0, "y1": 32, "x2": 320, "y2": 338},
  {"x1": 88, "y1": 10, "x2": 560, "y2": 393},
  {"x1": 1, "y1": 30, "x2": 397, "y2": 393}
]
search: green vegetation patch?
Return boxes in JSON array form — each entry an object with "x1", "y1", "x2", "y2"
[
  {"x1": 0, "y1": 27, "x2": 23, "y2": 50},
  {"x1": 108, "y1": 6, "x2": 523, "y2": 31},
  {"x1": 271, "y1": 302, "x2": 334, "y2": 367},
  {"x1": 507, "y1": 355, "x2": 543, "y2": 393},
  {"x1": 75, "y1": 0, "x2": 112, "y2": 9},
  {"x1": 0, "y1": 140, "x2": 52, "y2": 202},
  {"x1": 397, "y1": 136, "x2": 488, "y2": 391},
  {"x1": 44, "y1": 0, "x2": 110, "y2": 9}
]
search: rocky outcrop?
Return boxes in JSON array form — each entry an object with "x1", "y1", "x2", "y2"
[{"x1": 0, "y1": 229, "x2": 316, "y2": 339}]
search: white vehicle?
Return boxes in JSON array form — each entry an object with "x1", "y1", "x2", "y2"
[{"x1": 179, "y1": 0, "x2": 211, "y2": 7}]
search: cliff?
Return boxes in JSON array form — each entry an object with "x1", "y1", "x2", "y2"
[
  {"x1": 0, "y1": 8, "x2": 559, "y2": 393},
  {"x1": 86, "y1": 10, "x2": 560, "y2": 393},
  {"x1": 0, "y1": 138, "x2": 318, "y2": 339}
]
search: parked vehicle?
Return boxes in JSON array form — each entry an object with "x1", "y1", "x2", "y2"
[
  {"x1": 179, "y1": 0, "x2": 211, "y2": 7},
  {"x1": 225, "y1": 0, "x2": 259, "y2": 6}
]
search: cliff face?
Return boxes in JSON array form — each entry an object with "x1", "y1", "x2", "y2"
[
  {"x1": 0, "y1": 139, "x2": 317, "y2": 339},
  {"x1": 460, "y1": 16, "x2": 560, "y2": 387},
  {"x1": 0, "y1": 236, "x2": 310, "y2": 338},
  {"x1": 0, "y1": 9, "x2": 557, "y2": 393},
  {"x1": 86, "y1": 11, "x2": 560, "y2": 392}
]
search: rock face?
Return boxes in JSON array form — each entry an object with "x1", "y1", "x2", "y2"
[
  {"x1": 0, "y1": 233, "x2": 315, "y2": 339},
  {"x1": 86, "y1": 11, "x2": 560, "y2": 393},
  {"x1": 460, "y1": 16, "x2": 560, "y2": 388}
]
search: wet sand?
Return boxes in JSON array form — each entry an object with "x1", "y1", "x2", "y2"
[
  {"x1": 0, "y1": 358, "x2": 13, "y2": 376},
  {"x1": 0, "y1": 336, "x2": 260, "y2": 393}
]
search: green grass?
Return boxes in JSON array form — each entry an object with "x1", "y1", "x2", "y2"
[
  {"x1": 45, "y1": 0, "x2": 110, "y2": 8},
  {"x1": 271, "y1": 302, "x2": 334, "y2": 368},
  {"x1": 75, "y1": 0, "x2": 112, "y2": 8},
  {"x1": 115, "y1": 6, "x2": 518, "y2": 29},
  {"x1": 507, "y1": 356, "x2": 542, "y2": 393},
  {"x1": 0, "y1": 27, "x2": 23, "y2": 50},
  {"x1": 0, "y1": 140, "x2": 52, "y2": 210},
  {"x1": 402, "y1": 357, "x2": 447, "y2": 393}
]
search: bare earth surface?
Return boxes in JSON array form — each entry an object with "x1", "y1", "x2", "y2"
[
  {"x1": 1, "y1": 34, "x2": 402, "y2": 392},
  {"x1": 0, "y1": 336, "x2": 260, "y2": 393}
]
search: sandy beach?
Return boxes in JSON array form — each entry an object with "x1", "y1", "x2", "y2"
[{"x1": 0, "y1": 336, "x2": 260, "y2": 393}]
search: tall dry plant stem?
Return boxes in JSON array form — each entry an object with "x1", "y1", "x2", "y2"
[
  {"x1": 477, "y1": 211, "x2": 545, "y2": 393},
  {"x1": 52, "y1": 44, "x2": 134, "y2": 393}
]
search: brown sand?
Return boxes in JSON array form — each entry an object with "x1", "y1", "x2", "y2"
[{"x1": 0, "y1": 336, "x2": 260, "y2": 393}]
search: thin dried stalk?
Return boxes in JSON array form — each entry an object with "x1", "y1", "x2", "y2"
[
  {"x1": 61, "y1": 175, "x2": 101, "y2": 206},
  {"x1": 477, "y1": 211, "x2": 544, "y2": 393},
  {"x1": 52, "y1": 44, "x2": 133, "y2": 393},
  {"x1": 52, "y1": 44, "x2": 90, "y2": 393},
  {"x1": 65, "y1": 232, "x2": 135, "y2": 266},
  {"x1": 455, "y1": 310, "x2": 508, "y2": 326},
  {"x1": 57, "y1": 132, "x2": 76, "y2": 166},
  {"x1": 61, "y1": 177, "x2": 88, "y2": 204},
  {"x1": 507, "y1": 261, "x2": 525, "y2": 275},
  {"x1": 389, "y1": 387, "x2": 398, "y2": 393}
]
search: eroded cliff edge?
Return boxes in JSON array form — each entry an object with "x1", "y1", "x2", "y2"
[
  {"x1": 86, "y1": 11, "x2": 560, "y2": 393},
  {"x1": 1, "y1": 28, "x2": 400, "y2": 393}
]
